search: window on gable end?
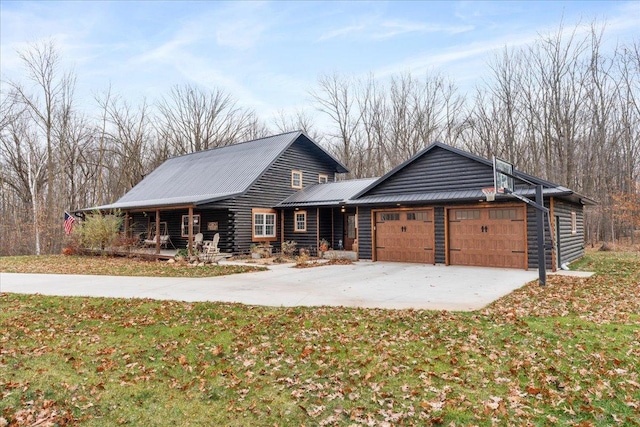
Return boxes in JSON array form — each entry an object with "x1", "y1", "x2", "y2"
[
  {"x1": 318, "y1": 174, "x2": 328, "y2": 184},
  {"x1": 291, "y1": 170, "x2": 303, "y2": 189}
]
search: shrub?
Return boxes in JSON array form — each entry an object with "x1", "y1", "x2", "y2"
[
  {"x1": 295, "y1": 252, "x2": 310, "y2": 266},
  {"x1": 281, "y1": 240, "x2": 297, "y2": 257},
  {"x1": 61, "y1": 246, "x2": 76, "y2": 256},
  {"x1": 74, "y1": 210, "x2": 124, "y2": 254}
]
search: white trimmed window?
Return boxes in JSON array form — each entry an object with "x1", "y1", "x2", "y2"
[
  {"x1": 571, "y1": 211, "x2": 577, "y2": 235},
  {"x1": 294, "y1": 211, "x2": 307, "y2": 232},
  {"x1": 291, "y1": 170, "x2": 303, "y2": 189},
  {"x1": 318, "y1": 174, "x2": 328, "y2": 184},
  {"x1": 253, "y1": 210, "x2": 276, "y2": 239},
  {"x1": 181, "y1": 215, "x2": 200, "y2": 237}
]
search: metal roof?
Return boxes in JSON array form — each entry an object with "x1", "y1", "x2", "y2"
[
  {"x1": 350, "y1": 187, "x2": 575, "y2": 206},
  {"x1": 83, "y1": 131, "x2": 348, "y2": 211},
  {"x1": 277, "y1": 178, "x2": 378, "y2": 207}
]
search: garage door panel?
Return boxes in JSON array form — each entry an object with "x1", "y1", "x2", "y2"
[
  {"x1": 375, "y1": 209, "x2": 434, "y2": 264},
  {"x1": 448, "y1": 206, "x2": 526, "y2": 269}
]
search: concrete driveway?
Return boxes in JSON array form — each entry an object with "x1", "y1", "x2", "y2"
[{"x1": 0, "y1": 261, "x2": 539, "y2": 311}]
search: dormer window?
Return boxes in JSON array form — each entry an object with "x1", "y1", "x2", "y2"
[
  {"x1": 291, "y1": 170, "x2": 303, "y2": 189},
  {"x1": 318, "y1": 174, "x2": 328, "y2": 184}
]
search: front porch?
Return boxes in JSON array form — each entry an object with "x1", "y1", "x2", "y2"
[
  {"x1": 281, "y1": 206, "x2": 359, "y2": 257},
  {"x1": 123, "y1": 206, "x2": 234, "y2": 255}
]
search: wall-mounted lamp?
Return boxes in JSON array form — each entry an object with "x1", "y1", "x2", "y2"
[{"x1": 340, "y1": 206, "x2": 346, "y2": 213}]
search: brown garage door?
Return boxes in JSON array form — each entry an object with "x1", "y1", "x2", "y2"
[
  {"x1": 375, "y1": 209, "x2": 434, "y2": 263},
  {"x1": 448, "y1": 206, "x2": 526, "y2": 268}
]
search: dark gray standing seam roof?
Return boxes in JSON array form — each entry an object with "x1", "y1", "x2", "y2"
[
  {"x1": 277, "y1": 178, "x2": 378, "y2": 208},
  {"x1": 85, "y1": 131, "x2": 348, "y2": 211},
  {"x1": 349, "y1": 187, "x2": 577, "y2": 206}
]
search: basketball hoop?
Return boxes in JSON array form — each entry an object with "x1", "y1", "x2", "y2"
[{"x1": 482, "y1": 187, "x2": 497, "y2": 202}]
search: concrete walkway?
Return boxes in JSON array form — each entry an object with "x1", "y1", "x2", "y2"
[{"x1": 0, "y1": 261, "x2": 541, "y2": 311}]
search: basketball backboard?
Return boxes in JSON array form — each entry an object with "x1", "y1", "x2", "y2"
[{"x1": 493, "y1": 156, "x2": 514, "y2": 193}]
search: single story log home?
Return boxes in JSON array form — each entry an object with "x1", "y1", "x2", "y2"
[{"x1": 85, "y1": 131, "x2": 593, "y2": 270}]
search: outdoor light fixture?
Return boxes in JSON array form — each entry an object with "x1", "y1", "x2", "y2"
[{"x1": 340, "y1": 206, "x2": 346, "y2": 213}]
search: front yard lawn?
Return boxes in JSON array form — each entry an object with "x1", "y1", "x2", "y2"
[
  {"x1": 1, "y1": 252, "x2": 639, "y2": 426},
  {"x1": 0, "y1": 255, "x2": 265, "y2": 278}
]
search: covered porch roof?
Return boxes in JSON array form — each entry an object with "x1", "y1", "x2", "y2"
[{"x1": 276, "y1": 177, "x2": 378, "y2": 208}]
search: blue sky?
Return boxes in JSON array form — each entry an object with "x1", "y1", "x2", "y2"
[{"x1": 1, "y1": 1, "x2": 638, "y2": 124}]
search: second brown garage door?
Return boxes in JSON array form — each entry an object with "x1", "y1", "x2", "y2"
[
  {"x1": 375, "y1": 209, "x2": 434, "y2": 263},
  {"x1": 448, "y1": 206, "x2": 526, "y2": 269}
]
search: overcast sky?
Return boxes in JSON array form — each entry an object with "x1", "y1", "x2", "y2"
[{"x1": 1, "y1": 1, "x2": 639, "y2": 124}]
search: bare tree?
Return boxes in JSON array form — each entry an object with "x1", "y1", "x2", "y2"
[
  {"x1": 95, "y1": 93, "x2": 154, "y2": 199},
  {"x1": 310, "y1": 73, "x2": 366, "y2": 177},
  {"x1": 155, "y1": 84, "x2": 256, "y2": 156},
  {"x1": 272, "y1": 108, "x2": 324, "y2": 143},
  {"x1": 4, "y1": 40, "x2": 77, "y2": 254},
  {"x1": 0, "y1": 102, "x2": 48, "y2": 254},
  {"x1": 311, "y1": 72, "x2": 463, "y2": 177}
]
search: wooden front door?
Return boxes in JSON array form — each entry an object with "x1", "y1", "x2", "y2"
[
  {"x1": 344, "y1": 213, "x2": 356, "y2": 250},
  {"x1": 375, "y1": 209, "x2": 435, "y2": 263},
  {"x1": 448, "y1": 206, "x2": 526, "y2": 269}
]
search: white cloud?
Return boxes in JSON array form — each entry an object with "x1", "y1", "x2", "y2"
[
  {"x1": 372, "y1": 21, "x2": 474, "y2": 39},
  {"x1": 319, "y1": 17, "x2": 474, "y2": 42},
  {"x1": 215, "y1": 18, "x2": 268, "y2": 50},
  {"x1": 319, "y1": 24, "x2": 366, "y2": 41},
  {"x1": 372, "y1": 31, "x2": 538, "y2": 79}
]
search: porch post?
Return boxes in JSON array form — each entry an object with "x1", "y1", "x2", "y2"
[
  {"x1": 316, "y1": 208, "x2": 320, "y2": 251},
  {"x1": 155, "y1": 210, "x2": 160, "y2": 254},
  {"x1": 123, "y1": 211, "x2": 129, "y2": 237},
  {"x1": 331, "y1": 208, "x2": 334, "y2": 248},
  {"x1": 280, "y1": 210, "x2": 285, "y2": 244},
  {"x1": 188, "y1": 206, "x2": 194, "y2": 256}
]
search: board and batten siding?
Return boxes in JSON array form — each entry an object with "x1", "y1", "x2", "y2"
[
  {"x1": 553, "y1": 198, "x2": 585, "y2": 266},
  {"x1": 228, "y1": 137, "x2": 340, "y2": 254},
  {"x1": 364, "y1": 146, "x2": 495, "y2": 197}
]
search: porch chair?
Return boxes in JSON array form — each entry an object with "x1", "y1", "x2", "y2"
[
  {"x1": 190, "y1": 233, "x2": 204, "y2": 251},
  {"x1": 201, "y1": 233, "x2": 221, "y2": 263}
]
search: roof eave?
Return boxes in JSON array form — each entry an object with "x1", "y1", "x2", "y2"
[
  {"x1": 77, "y1": 192, "x2": 242, "y2": 213},
  {"x1": 276, "y1": 199, "x2": 345, "y2": 208}
]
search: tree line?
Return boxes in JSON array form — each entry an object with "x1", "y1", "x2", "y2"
[{"x1": 1, "y1": 23, "x2": 638, "y2": 255}]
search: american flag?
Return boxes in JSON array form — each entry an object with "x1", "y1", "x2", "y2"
[{"x1": 64, "y1": 212, "x2": 75, "y2": 235}]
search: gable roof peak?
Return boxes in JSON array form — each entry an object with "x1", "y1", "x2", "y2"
[
  {"x1": 81, "y1": 130, "x2": 348, "y2": 211},
  {"x1": 169, "y1": 130, "x2": 303, "y2": 160}
]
